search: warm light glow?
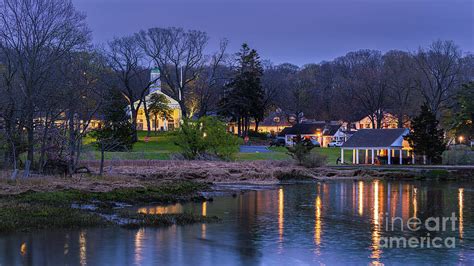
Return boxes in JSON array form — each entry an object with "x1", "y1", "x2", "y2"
[
  {"x1": 135, "y1": 228, "x2": 145, "y2": 265},
  {"x1": 358, "y1": 181, "x2": 364, "y2": 216},
  {"x1": 413, "y1": 187, "x2": 418, "y2": 218},
  {"x1": 371, "y1": 180, "x2": 381, "y2": 260},
  {"x1": 458, "y1": 136, "x2": 464, "y2": 143},
  {"x1": 373, "y1": 181, "x2": 379, "y2": 225},
  {"x1": 79, "y1": 230, "x2": 87, "y2": 266},
  {"x1": 138, "y1": 204, "x2": 183, "y2": 215},
  {"x1": 314, "y1": 196, "x2": 322, "y2": 247},
  {"x1": 20, "y1": 242, "x2": 27, "y2": 256},
  {"x1": 278, "y1": 188, "x2": 284, "y2": 242},
  {"x1": 202, "y1": 201, "x2": 207, "y2": 217},
  {"x1": 459, "y1": 188, "x2": 464, "y2": 240},
  {"x1": 203, "y1": 132, "x2": 207, "y2": 138}
]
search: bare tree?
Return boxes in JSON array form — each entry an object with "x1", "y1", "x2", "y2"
[
  {"x1": 413, "y1": 40, "x2": 463, "y2": 117},
  {"x1": 383, "y1": 50, "x2": 420, "y2": 127},
  {"x1": 190, "y1": 40, "x2": 229, "y2": 118},
  {"x1": 136, "y1": 27, "x2": 211, "y2": 118},
  {"x1": 336, "y1": 50, "x2": 388, "y2": 128},
  {"x1": 107, "y1": 35, "x2": 156, "y2": 142},
  {"x1": 0, "y1": 0, "x2": 90, "y2": 164}
]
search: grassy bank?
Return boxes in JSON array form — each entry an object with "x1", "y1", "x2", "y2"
[
  {"x1": 83, "y1": 131, "x2": 351, "y2": 165},
  {"x1": 0, "y1": 181, "x2": 214, "y2": 232}
]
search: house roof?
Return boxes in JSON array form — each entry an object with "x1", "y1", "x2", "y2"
[
  {"x1": 342, "y1": 128, "x2": 409, "y2": 148},
  {"x1": 282, "y1": 122, "x2": 341, "y2": 136},
  {"x1": 283, "y1": 122, "x2": 326, "y2": 135},
  {"x1": 259, "y1": 112, "x2": 292, "y2": 127}
]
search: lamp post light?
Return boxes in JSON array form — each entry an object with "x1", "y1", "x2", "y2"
[{"x1": 458, "y1": 135, "x2": 464, "y2": 144}]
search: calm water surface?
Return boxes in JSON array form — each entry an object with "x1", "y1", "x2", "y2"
[{"x1": 1, "y1": 180, "x2": 473, "y2": 265}]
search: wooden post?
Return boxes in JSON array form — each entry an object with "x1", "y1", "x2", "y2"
[
  {"x1": 387, "y1": 148, "x2": 391, "y2": 165},
  {"x1": 371, "y1": 149, "x2": 375, "y2": 164}
]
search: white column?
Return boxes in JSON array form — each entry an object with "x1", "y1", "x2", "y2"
[
  {"x1": 399, "y1": 149, "x2": 403, "y2": 165},
  {"x1": 365, "y1": 149, "x2": 368, "y2": 164},
  {"x1": 356, "y1": 149, "x2": 359, "y2": 164},
  {"x1": 388, "y1": 148, "x2": 391, "y2": 165},
  {"x1": 341, "y1": 148, "x2": 344, "y2": 164},
  {"x1": 353, "y1": 149, "x2": 356, "y2": 164},
  {"x1": 412, "y1": 152, "x2": 415, "y2": 164},
  {"x1": 391, "y1": 149, "x2": 395, "y2": 157},
  {"x1": 371, "y1": 149, "x2": 375, "y2": 164}
]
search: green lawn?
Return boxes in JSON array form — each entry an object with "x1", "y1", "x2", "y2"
[{"x1": 83, "y1": 131, "x2": 352, "y2": 165}]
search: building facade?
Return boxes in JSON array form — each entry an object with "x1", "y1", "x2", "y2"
[{"x1": 134, "y1": 68, "x2": 181, "y2": 131}]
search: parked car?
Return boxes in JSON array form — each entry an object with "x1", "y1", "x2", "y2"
[
  {"x1": 328, "y1": 140, "x2": 343, "y2": 147},
  {"x1": 310, "y1": 139, "x2": 321, "y2": 147},
  {"x1": 270, "y1": 137, "x2": 286, "y2": 147}
]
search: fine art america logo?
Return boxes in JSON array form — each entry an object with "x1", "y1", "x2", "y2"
[{"x1": 379, "y1": 212, "x2": 459, "y2": 248}]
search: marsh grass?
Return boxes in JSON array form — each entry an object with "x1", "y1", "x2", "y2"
[{"x1": 0, "y1": 181, "x2": 210, "y2": 232}]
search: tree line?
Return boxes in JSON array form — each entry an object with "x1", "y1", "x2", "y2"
[{"x1": 0, "y1": 0, "x2": 472, "y2": 174}]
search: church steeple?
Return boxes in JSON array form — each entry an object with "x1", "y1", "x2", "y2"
[{"x1": 149, "y1": 68, "x2": 161, "y2": 94}]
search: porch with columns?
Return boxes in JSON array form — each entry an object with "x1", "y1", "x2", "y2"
[{"x1": 340, "y1": 147, "x2": 414, "y2": 165}]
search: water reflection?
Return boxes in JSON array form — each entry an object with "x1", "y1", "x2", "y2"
[
  {"x1": 138, "y1": 203, "x2": 183, "y2": 215},
  {"x1": 371, "y1": 180, "x2": 381, "y2": 261},
  {"x1": 278, "y1": 188, "x2": 284, "y2": 243},
  {"x1": 358, "y1": 181, "x2": 364, "y2": 216},
  {"x1": 0, "y1": 180, "x2": 471, "y2": 265},
  {"x1": 314, "y1": 195, "x2": 322, "y2": 251},
  {"x1": 135, "y1": 228, "x2": 145, "y2": 265},
  {"x1": 459, "y1": 188, "x2": 464, "y2": 240},
  {"x1": 201, "y1": 202, "x2": 207, "y2": 239},
  {"x1": 20, "y1": 242, "x2": 26, "y2": 256},
  {"x1": 79, "y1": 230, "x2": 87, "y2": 266}
]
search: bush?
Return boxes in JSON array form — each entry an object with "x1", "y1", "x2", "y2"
[
  {"x1": 301, "y1": 153, "x2": 327, "y2": 168},
  {"x1": 247, "y1": 130, "x2": 268, "y2": 140},
  {"x1": 175, "y1": 117, "x2": 241, "y2": 160},
  {"x1": 442, "y1": 146, "x2": 474, "y2": 165},
  {"x1": 286, "y1": 135, "x2": 315, "y2": 165}
]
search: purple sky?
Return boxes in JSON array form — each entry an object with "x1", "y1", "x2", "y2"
[{"x1": 72, "y1": 0, "x2": 473, "y2": 66}]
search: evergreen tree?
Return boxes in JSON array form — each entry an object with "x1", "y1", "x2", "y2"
[
  {"x1": 220, "y1": 43, "x2": 264, "y2": 137},
  {"x1": 147, "y1": 93, "x2": 172, "y2": 135},
  {"x1": 91, "y1": 88, "x2": 134, "y2": 175},
  {"x1": 453, "y1": 82, "x2": 474, "y2": 142},
  {"x1": 406, "y1": 104, "x2": 446, "y2": 164}
]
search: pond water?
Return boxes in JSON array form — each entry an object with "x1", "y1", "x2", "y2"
[{"x1": 1, "y1": 180, "x2": 473, "y2": 265}]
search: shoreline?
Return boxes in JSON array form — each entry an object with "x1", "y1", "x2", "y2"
[{"x1": 0, "y1": 160, "x2": 472, "y2": 232}]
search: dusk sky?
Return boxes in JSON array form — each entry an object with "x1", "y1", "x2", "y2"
[{"x1": 73, "y1": 0, "x2": 473, "y2": 66}]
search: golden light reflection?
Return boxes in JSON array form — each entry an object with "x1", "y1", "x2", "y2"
[
  {"x1": 202, "y1": 201, "x2": 207, "y2": 217},
  {"x1": 278, "y1": 188, "x2": 284, "y2": 242},
  {"x1": 201, "y1": 201, "x2": 207, "y2": 239},
  {"x1": 135, "y1": 228, "x2": 145, "y2": 265},
  {"x1": 358, "y1": 181, "x2": 364, "y2": 216},
  {"x1": 314, "y1": 196, "x2": 322, "y2": 247},
  {"x1": 371, "y1": 180, "x2": 381, "y2": 261},
  {"x1": 459, "y1": 188, "x2": 464, "y2": 240},
  {"x1": 20, "y1": 242, "x2": 27, "y2": 256},
  {"x1": 413, "y1": 187, "x2": 418, "y2": 218},
  {"x1": 79, "y1": 230, "x2": 87, "y2": 266},
  {"x1": 137, "y1": 203, "x2": 183, "y2": 215}
]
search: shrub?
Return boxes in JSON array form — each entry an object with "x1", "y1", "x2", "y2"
[
  {"x1": 247, "y1": 130, "x2": 268, "y2": 140},
  {"x1": 286, "y1": 135, "x2": 315, "y2": 165},
  {"x1": 175, "y1": 117, "x2": 241, "y2": 160},
  {"x1": 301, "y1": 153, "x2": 327, "y2": 168},
  {"x1": 442, "y1": 146, "x2": 474, "y2": 165}
]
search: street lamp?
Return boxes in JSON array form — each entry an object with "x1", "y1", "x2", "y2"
[{"x1": 458, "y1": 135, "x2": 464, "y2": 144}]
